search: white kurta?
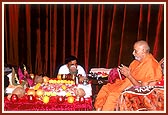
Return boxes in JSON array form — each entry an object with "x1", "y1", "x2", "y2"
[{"x1": 58, "y1": 64, "x2": 86, "y2": 77}]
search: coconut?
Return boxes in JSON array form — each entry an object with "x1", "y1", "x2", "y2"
[
  {"x1": 75, "y1": 88, "x2": 86, "y2": 97},
  {"x1": 12, "y1": 85, "x2": 25, "y2": 98},
  {"x1": 34, "y1": 75, "x2": 43, "y2": 84}
]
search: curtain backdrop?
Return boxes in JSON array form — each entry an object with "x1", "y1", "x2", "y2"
[{"x1": 4, "y1": 3, "x2": 164, "y2": 77}]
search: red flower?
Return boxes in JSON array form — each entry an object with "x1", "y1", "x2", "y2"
[{"x1": 19, "y1": 80, "x2": 22, "y2": 84}]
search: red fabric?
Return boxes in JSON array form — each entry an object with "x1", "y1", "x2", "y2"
[
  {"x1": 4, "y1": 4, "x2": 164, "y2": 76},
  {"x1": 108, "y1": 68, "x2": 125, "y2": 83},
  {"x1": 4, "y1": 96, "x2": 93, "y2": 111}
]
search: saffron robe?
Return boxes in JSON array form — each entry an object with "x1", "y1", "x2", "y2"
[{"x1": 94, "y1": 54, "x2": 162, "y2": 111}]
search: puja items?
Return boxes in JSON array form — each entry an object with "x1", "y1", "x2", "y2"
[
  {"x1": 37, "y1": 79, "x2": 77, "y2": 97},
  {"x1": 34, "y1": 75, "x2": 43, "y2": 84},
  {"x1": 27, "y1": 95, "x2": 36, "y2": 102},
  {"x1": 4, "y1": 77, "x2": 93, "y2": 111},
  {"x1": 43, "y1": 96, "x2": 50, "y2": 104},
  {"x1": 43, "y1": 76, "x2": 50, "y2": 83},
  {"x1": 27, "y1": 89, "x2": 36, "y2": 96},
  {"x1": 11, "y1": 86, "x2": 25, "y2": 98},
  {"x1": 57, "y1": 96, "x2": 65, "y2": 103},
  {"x1": 36, "y1": 89, "x2": 44, "y2": 97},
  {"x1": 17, "y1": 64, "x2": 34, "y2": 87},
  {"x1": 75, "y1": 88, "x2": 86, "y2": 97},
  {"x1": 79, "y1": 96, "x2": 85, "y2": 104},
  {"x1": 67, "y1": 96, "x2": 75, "y2": 103},
  {"x1": 18, "y1": 78, "x2": 88, "y2": 104},
  {"x1": 89, "y1": 68, "x2": 110, "y2": 80},
  {"x1": 7, "y1": 85, "x2": 25, "y2": 101},
  {"x1": 4, "y1": 96, "x2": 93, "y2": 111},
  {"x1": 10, "y1": 94, "x2": 18, "y2": 102},
  {"x1": 57, "y1": 74, "x2": 74, "y2": 80},
  {"x1": 57, "y1": 74, "x2": 85, "y2": 84}
]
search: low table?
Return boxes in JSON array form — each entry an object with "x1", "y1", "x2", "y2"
[
  {"x1": 88, "y1": 77, "x2": 109, "y2": 96},
  {"x1": 3, "y1": 80, "x2": 93, "y2": 111}
]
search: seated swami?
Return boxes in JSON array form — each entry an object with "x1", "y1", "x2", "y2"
[{"x1": 94, "y1": 40, "x2": 162, "y2": 111}]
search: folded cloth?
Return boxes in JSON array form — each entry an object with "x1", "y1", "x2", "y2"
[
  {"x1": 4, "y1": 67, "x2": 12, "y2": 72},
  {"x1": 5, "y1": 87, "x2": 14, "y2": 94},
  {"x1": 108, "y1": 68, "x2": 125, "y2": 83},
  {"x1": 90, "y1": 68, "x2": 112, "y2": 74}
]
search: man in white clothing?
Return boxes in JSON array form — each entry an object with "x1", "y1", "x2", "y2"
[{"x1": 58, "y1": 55, "x2": 86, "y2": 77}]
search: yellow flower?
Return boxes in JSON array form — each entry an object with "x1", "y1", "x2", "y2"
[
  {"x1": 66, "y1": 92, "x2": 72, "y2": 97},
  {"x1": 61, "y1": 85, "x2": 66, "y2": 90},
  {"x1": 34, "y1": 83, "x2": 41, "y2": 90},
  {"x1": 43, "y1": 96, "x2": 50, "y2": 104}
]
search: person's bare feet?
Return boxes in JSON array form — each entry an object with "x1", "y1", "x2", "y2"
[{"x1": 96, "y1": 108, "x2": 102, "y2": 111}]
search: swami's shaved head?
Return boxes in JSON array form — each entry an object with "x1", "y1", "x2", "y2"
[
  {"x1": 133, "y1": 40, "x2": 150, "y2": 61},
  {"x1": 134, "y1": 40, "x2": 150, "y2": 53}
]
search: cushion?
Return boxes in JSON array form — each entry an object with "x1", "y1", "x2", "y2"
[{"x1": 115, "y1": 85, "x2": 164, "y2": 111}]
